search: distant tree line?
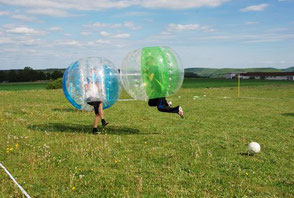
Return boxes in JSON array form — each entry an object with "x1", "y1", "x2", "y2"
[
  {"x1": 0, "y1": 67, "x2": 64, "y2": 83},
  {"x1": 184, "y1": 72, "x2": 201, "y2": 78}
]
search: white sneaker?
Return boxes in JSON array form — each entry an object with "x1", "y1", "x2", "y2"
[
  {"x1": 168, "y1": 101, "x2": 172, "y2": 107},
  {"x1": 178, "y1": 106, "x2": 184, "y2": 119}
]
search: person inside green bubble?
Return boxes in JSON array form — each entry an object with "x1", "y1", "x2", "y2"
[{"x1": 142, "y1": 55, "x2": 184, "y2": 119}]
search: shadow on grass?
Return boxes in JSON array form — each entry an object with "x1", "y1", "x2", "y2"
[
  {"x1": 239, "y1": 152, "x2": 255, "y2": 157},
  {"x1": 29, "y1": 123, "x2": 140, "y2": 135},
  {"x1": 281, "y1": 113, "x2": 294, "y2": 117},
  {"x1": 51, "y1": 108, "x2": 79, "y2": 113},
  {"x1": 103, "y1": 126, "x2": 140, "y2": 135}
]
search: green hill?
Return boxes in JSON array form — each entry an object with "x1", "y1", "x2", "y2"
[
  {"x1": 184, "y1": 67, "x2": 293, "y2": 78},
  {"x1": 210, "y1": 68, "x2": 281, "y2": 78},
  {"x1": 283, "y1": 66, "x2": 294, "y2": 72},
  {"x1": 185, "y1": 68, "x2": 219, "y2": 77}
]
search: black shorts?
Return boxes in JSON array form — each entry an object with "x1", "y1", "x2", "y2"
[
  {"x1": 148, "y1": 97, "x2": 169, "y2": 107},
  {"x1": 148, "y1": 98, "x2": 179, "y2": 114},
  {"x1": 148, "y1": 98, "x2": 165, "y2": 106},
  {"x1": 87, "y1": 101, "x2": 102, "y2": 115}
]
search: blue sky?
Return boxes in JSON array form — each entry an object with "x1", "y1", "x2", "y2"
[{"x1": 0, "y1": 0, "x2": 294, "y2": 69}]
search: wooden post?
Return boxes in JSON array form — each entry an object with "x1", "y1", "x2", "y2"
[{"x1": 238, "y1": 74, "x2": 240, "y2": 98}]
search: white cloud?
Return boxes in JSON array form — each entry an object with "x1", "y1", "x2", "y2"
[
  {"x1": 245, "y1": 21, "x2": 259, "y2": 25},
  {"x1": 0, "y1": 0, "x2": 230, "y2": 11},
  {"x1": 267, "y1": 27, "x2": 288, "y2": 33},
  {"x1": 0, "y1": 0, "x2": 73, "y2": 9},
  {"x1": 19, "y1": 38, "x2": 42, "y2": 46},
  {"x1": 100, "y1": 31, "x2": 130, "y2": 38},
  {"x1": 191, "y1": 32, "x2": 294, "y2": 43},
  {"x1": 55, "y1": 40, "x2": 83, "y2": 46},
  {"x1": 1, "y1": 48, "x2": 19, "y2": 52},
  {"x1": 11, "y1": 14, "x2": 36, "y2": 22},
  {"x1": 114, "y1": 44, "x2": 125, "y2": 48},
  {"x1": 123, "y1": 22, "x2": 141, "y2": 30},
  {"x1": 168, "y1": 24, "x2": 200, "y2": 31},
  {"x1": 81, "y1": 31, "x2": 92, "y2": 36},
  {"x1": 91, "y1": 22, "x2": 121, "y2": 29},
  {"x1": 100, "y1": 31, "x2": 111, "y2": 37},
  {"x1": 243, "y1": 38, "x2": 281, "y2": 43},
  {"x1": 140, "y1": 0, "x2": 230, "y2": 9},
  {"x1": 167, "y1": 23, "x2": 215, "y2": 32},
  {"x1": 51, "y1": 38, "x2": 115, "y2": 48},
  {"x1": 95, "y1": 39, "x2": 111, "y2": 44},
  {"x1": 201, "y1": 35, "x2": 231, "y2": 40},
  {"x1": 121, "y1": 11, "x2": 150, "y2": 17},
  {"x1": 153, "y1": 29, "x2": 294, "y2": 45},
  {"x1": 27, "y1": 8, "x2": 73, "y2": 17},
  {"x1": 0, "y1": 35, "x2": 42, "y2": 46},
  {"x1": 160, "y1": 31, "x2": 173, "y2": 36},
  {"x1": 48, "y1": 27, "x2": 63, "y2": 31},
  {"x1": 242, "y1": 34, "x2": 294, "y2": 43},
  {"x1": 240, "y1": 4, "x2": 268, "y2": 12},
  {"x1": 87, "y1": 21, "x2": 141, "y2": 30},
  {"x1": 0, "y1": 37, "x2": 14, "y2": 44},
  {"x1": 112, "y1": 33, "x2": 130, "y2": 38},
  {"x1": 0, "y1": 11, "x2": 10, "y2": 15},
  {"x1": 6, "y1": 26, "x2": 45, "y2": 35},
  {"x1": 200, "y1": 26, "x2": 216, "y2": 32}
]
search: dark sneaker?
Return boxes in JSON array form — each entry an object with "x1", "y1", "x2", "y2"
[
  {"x1": 178, "y1": 106, "x2": 184, "y2": 119},
  {"x1": 102, "y1": 121, "x2": 109, "y2": 128},
  {"x1": 92, "y1": 128, "x2": 98, "y2": 134}
]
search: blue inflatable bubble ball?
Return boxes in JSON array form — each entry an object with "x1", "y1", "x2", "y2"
[{"x1": 62, "y1": 57, "x2": 121, "y2": 111}]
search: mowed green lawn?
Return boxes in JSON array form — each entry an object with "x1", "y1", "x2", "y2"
[
  {"x1": 1, "y1": 78, "x2": 293, "y2": 91},
  {"x1": 0, "y1": 80, "x2": 293, "y2": 197},
  {"x1": 0, "y1": 82, "x2": 48, "y2": 91}
]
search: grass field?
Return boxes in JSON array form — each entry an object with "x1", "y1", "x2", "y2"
[
  {"x1": 182, "y1": 78, "x2": 294, "y2": 88},
  {"x1": 1, "y1": 78, "x2": 293, "y2": 91},
  {"x1": 0, "y1": 82, "x2": 48, "y2": 91},
  {"x1": 0, "y1": 80, "x2": 294, "y2": 197}
]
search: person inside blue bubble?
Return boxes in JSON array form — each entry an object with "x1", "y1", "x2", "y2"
[{"x1": 85, "y1": 67, "x2": 108, "y2": 134}]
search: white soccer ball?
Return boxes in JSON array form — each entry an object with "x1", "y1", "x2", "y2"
[{"x1": 248, "y1": 142, "x2": 261, "y2": 154}]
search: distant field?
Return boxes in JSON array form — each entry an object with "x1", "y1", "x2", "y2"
[
  {"x1": 0, "y1": 82, "x2": 48, "y2": 91},
  {"x1": 184, "y1": 66, "x2": 294, "y2": 78},
  {"x1": 183, "y1": 78, "x2": 294, "y2": 88},
  {"x1": 0, "y1": 82, "x2": 293, "y2": 197},
  {"x1": 1, "y1": 79, "x2": 293, "y2": 91}
]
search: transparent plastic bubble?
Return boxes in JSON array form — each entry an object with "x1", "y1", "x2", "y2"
[
  {"x1": 62, "y1": 57, "x2": 121, "y2": 111},
  {"x1": 120, "y1": 46, "x2": 184, "y2": 100}
]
